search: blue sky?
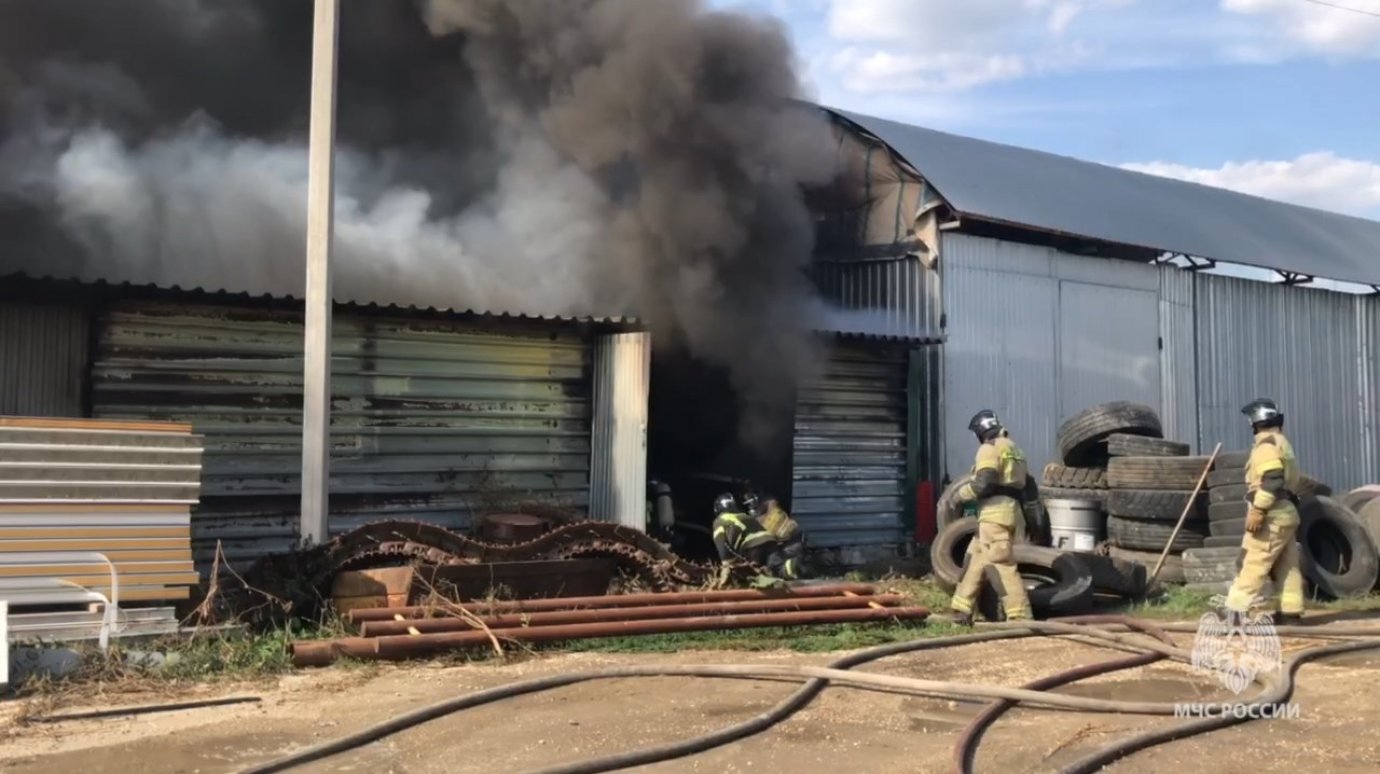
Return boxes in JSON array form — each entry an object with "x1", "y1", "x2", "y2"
[{"x1": 708, "y1": 0, "x2": 1380, "y2": 222}]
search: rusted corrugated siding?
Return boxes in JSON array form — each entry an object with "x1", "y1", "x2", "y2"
[
  {"x1": 90, "y1": 300, "x2": 594, "y2": 568},
  {"x1": 0, "y1": 303, "x2": 89, "y2": 418}
]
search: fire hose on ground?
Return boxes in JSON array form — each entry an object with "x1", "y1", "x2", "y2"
[{"x1": 236, "y1": 614, "x2": 1380, "y2": 774}]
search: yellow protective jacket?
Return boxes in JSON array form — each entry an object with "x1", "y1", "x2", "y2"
[
  {"x1": 712, "y1": 510, "x2": 775, "y2": 561},
  {"x1": 758, "y1": 503, "x2": 799, "y2": 542},
  {"x1": 956, "y1": 433, "x2": 1028, "y2": 529},
  {"x1": 1245, "y1": 429, "x2": 1301, "y2": 526}
]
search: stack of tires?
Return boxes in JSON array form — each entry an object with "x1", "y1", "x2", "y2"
[
  {"x1": 1044, "y1": 402, "x2": 1202, "y2": 585},
  {"x1": 1185, "y1": 459, "x2": 1380, "y2": 599}
]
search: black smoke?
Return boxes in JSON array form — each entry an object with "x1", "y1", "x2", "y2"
[{"x1": 0, "y1": 0, "x2": 841, "y2": 451}]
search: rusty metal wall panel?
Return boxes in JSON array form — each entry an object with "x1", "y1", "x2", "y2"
[
  {"x1": 1195, "y1": 274, "x2": 1367, "y2": 490},
  {"x1": 90, "y1": 301, "x2": 594, "y2": 568},
  {"x1": 0, "y1": 303, "x2": 89, "y2": 418},
  {"x1": 588, "y1": 332, "x2": 650, "y2": 530},
  {"x1": 1159, "y1": 266, "x2": 1199, "y2": 451},
  {"x1": 790, "y1": 340, "x2": 909, "y2": 547},
  {"x1": 810, "y1": 256, "x2": 942, "y2": 339}
]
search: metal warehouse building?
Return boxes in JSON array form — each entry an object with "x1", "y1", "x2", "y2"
[
  {"x1": 5, "y1": 105, "x2": 1380, "y2": 569},
  {"x1": 808, "y1": 105, "x2": 1380, "y2": 555}
]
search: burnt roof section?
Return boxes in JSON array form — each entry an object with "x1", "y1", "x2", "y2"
[{"x1": 826, "y1": 106, "x2": 1380, "y2": 286}]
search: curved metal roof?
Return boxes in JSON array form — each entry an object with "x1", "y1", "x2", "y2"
[{"x1": 827, "y1": 106, "x2": 1380, "y2": 286}]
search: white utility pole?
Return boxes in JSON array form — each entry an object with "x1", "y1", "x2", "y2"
[{"x1": 300, "y1": 0, "x2": 340, "y2": 546}]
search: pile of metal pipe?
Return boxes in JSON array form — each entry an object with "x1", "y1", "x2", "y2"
[{"x1": 293, "y1": 583, "x2": 928, "y2": 667}]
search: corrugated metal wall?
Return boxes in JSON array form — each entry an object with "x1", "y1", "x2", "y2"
[
  {"x1": 588, "y1": 332, "x2": 651, "y2": 531},
  {"x1": 1159, "y1": 266, "x2": 1199, "y2": 451},
  {"x1": 89, "y1": 300, "x2": 595, "y2": 567},
  {"x1": 1195, "y1": 274, "x2": 1371, "y2": 490},
  {"x1": 0, "y1": 303, "x2": 89, "y2": 417},
  {"x1": 810, "y1": 256, "x2": 942, "y2": 339},
  {"x1": 791, "y1": 339, "x2": 909, "y2": 547},
  {"x1": 940, "y1": 234, "x2": 1167, "y2": 479}
]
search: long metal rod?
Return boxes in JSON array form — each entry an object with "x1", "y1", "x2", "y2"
[
  {"x1": 357, "y1": 595, "x2": 905, "y2": 637},
  {"x1": 1149, "y1": 442, "x2": 1220, "y2": 584},
  {"x1": 346, "y1": 583, "x2": 880, "y2": 623},
  {"x1": 299, "y1": 0, "x2": 341, "y2": 547},
  {"x1": 293, "y1": 606, "x2": 931, "y2": 666}
]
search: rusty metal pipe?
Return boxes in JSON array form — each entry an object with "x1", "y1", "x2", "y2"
[
  {"x1": 358, "y1": 594, "x2": 906, "y2": 637},
  {"x1": 297, "y1": 605, "x2": 929, "y2": 666},
  {"x1": 346, "y1": 583, "x2": 880, "y2": 623}
]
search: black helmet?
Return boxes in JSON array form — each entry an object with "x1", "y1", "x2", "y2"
[
  {"x1": 1241, "y1": 398, "x2": 1283, "y2": 428},
  {"x1": 741, "y1": 491, "x2": 761, "y2": 517},
  {"x1": 713, "y1": 492, "x2": 737, "y2": 515},
  {"x1": 968, "y1": 409, "x2": 1002, "y2": 441}
]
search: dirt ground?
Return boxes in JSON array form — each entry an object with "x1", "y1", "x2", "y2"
[{"x1": 3, "y1": 626, "x2": 1380, "y2": 774}]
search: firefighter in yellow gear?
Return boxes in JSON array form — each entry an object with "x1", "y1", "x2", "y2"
[
  {"x1": 949, "y1": 409, "x2": 1032, "y2": 625},
  {"x1": 712, "y1": 492, "x2": 810, "y2": 580},
  {"x1": 712, "y1": 492, "x2": 777, "y2": 568},
  {"x1": 1223, "y1": 398, "x2": 1306, "y2": 623},
  {"x1": 757, "y1": 495, "x2": 808, "y2": 580}
]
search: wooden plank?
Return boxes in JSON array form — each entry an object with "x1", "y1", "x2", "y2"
[
  {"x1": 0, "y1": 527, "x2": 191, "y2": 539},
  {"x1": 0, "y1": 503, "x2": 191, "y2": 514},
  {"x1": 2, "y1": 585, "x2": 192, "y2": 604},
  {"x1": 51, "y1": 572, "x2": 200, "y2": 587},
  {"x1": 0, "y1": 514, "x2": 192, "y2": 528},
  {"x1": 7, "y1": 607, "x2": 176, "y2": 627},
  {"x1": 0, "y1": 549, "x2": 192, "y2": 562},
  {"x1": 0, "y1": 562, "x2": 195, "y2": 578},
  {"x1": 0, "y1": 538, "x2": 187, "y2": 551},
  {"x1": 0, "y1": 417, "x2": 194, "y2": 434}
]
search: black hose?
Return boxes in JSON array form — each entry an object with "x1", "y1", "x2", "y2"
[
  {"x1": 1059, "y1": 637, "x2": 1380, "y2": 774},
  {"x1": 526, "y1": 629, "x2": 1036, "y2": 774},
  {"x1": 954, "y1": 652, "x2": 1161, "y2": 774},
  {"x1": 238, "y1": 629, "x2": 1036, "y2": 774},
  {"x1": 28, "y1": 696, "x2": 261, "y2": 723}
]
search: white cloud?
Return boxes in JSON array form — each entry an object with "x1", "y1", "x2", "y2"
[
  {"x1": 818, "y1": 0, "x2": 1380, "y2": 96},
  {"x1": 1120, "y1": 152, "x2": 1380, "y2": 218},
  {"x1": 1221, "y1": 0, "x2": 1380, "y2": 57}
]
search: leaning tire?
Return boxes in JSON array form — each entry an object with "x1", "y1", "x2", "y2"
[
  {"x1": 1357, "y1": 498, "x2": 1380, "y2": 553},
  {"x1": 1209, "y1": 484, "x2": 1248, "y2": 504},
  {"x1": 930, "y1": 517, "x2": 979, "y2": 591},
  {"x1": 1041, "y1": 463, "x2": 1108, "y2": 489},
  {"x1": 976, "y1": 545, "x2": 1096, "y2": 621},
  {"x1": 1343, "y1": 486, "x2": 1380, "y2": 515},
  {"x1": 1106, "y1": 489, "x2": 1203, "y2": 522},
  {"x1": 1107, "y1": 456, "x2": 1212, "y2": 490},
  {"x1": 937, "y1": 473, "x2": 1043, "y2": 535},
  {"x1": 1107, "y1": 546, "x2": 1186, "y2": 585},
  {"x1": 1106, "y1": 433, "x2": 1190, "y2": 458},
  {"x1": 1300, "y1": 496, "x2": 1380, "y2": 598},
  {"x1": 1057, "y1": 402, "x2": 1162, "y2": 468},
  {"x1": 1082, "y1": 551, "x2": 1149, "y2": 598},
  {"x1": 1107, "y1": 514, "x2": 1207, "y2": 552}
]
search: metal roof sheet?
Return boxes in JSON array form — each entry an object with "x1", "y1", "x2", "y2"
[
  {"x1": 2, "y1": 272, "x2": 638, "y2": 326},
  {"x1": 827, "y1": 107, "x2": 1380, "y2": 286}
]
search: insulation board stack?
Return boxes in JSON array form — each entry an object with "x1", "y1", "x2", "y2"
[{"x1": 0, "y1": 417, "x2": 203, "y2": 615}]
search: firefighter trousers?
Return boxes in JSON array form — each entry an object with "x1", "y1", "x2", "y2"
[
  {"x1": 1225, "y1": 520, "x2": 1305, "y2": 616},
  {"x1": 951, "y1": 520, "x2": 1031, "y2": 620}
]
